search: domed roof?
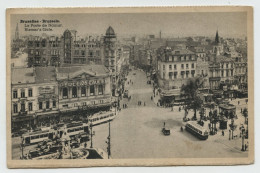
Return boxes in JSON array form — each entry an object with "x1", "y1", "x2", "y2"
[{"x1": 106, "y1": 26, "x2": 115, "y2": 36}]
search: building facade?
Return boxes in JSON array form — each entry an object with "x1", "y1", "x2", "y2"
[
  {"x1": 11, "y1": 65, "x2": 112, "y2": 131},
  {"x1": 157, "y1": 47, "x2": 197, "y2": 103}
]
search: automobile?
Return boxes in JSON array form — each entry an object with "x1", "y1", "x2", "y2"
[
  {"x1": 162, "y1": 127, "x2": 171, "y2": 136},
  {"x1": 133, "y1": 73, "x2": 136, "y2": 75}
]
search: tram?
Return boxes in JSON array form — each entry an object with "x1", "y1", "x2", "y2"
[
  {"x1": 185, "y1": 121, "x2": 209, "y2": 140},
  {"x1": 58, "y1": 122, "x2": 89, "y2": 138},
  {"x1": 88, "y1": 111, "x2": 116, "y2": 126},
  {"x1": 22, "y1": 130, "x2": 55, "y2": 145}
]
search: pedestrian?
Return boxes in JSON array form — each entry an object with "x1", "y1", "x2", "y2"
[
  {"x1": 245, "y1": 144, "x2": 247, "y2": 151},
  {"x1": 241, "y1": 108, "x2": 243, "y2": 113},
  {"x1": 84, "y1": 142, "x2": 87, "y2": 148},
  {"x1": 157, "y1": 102, "x2": 159, "y2": 107},
  {"x1": 144, "y1": 102, "x2": 146, "y2": 106},
  {"x1": 180, "y1": 126, "x2": 183, "y2": 132},
  {"x1": 151, "y1": 96, "x2": 153, "y2": 100},
  {"x1": 238, "y1": 101, "x2": 240, "y2": 105},
  {"x1": 171, "y1": 106, "x2": 173, "y2": 111},
  {"x1": 222, "y1": 130, "x2": 224, "y2": 136},
  {"x1": 179, "y1": 107, "x2": 181, "y2": 112}
]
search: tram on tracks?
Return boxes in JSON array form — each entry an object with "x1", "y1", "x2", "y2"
[{"x1": 185, "y1": 121, "x2": 209, "y2": 140}]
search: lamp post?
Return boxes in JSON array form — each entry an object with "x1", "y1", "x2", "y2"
[
  {"x1": 20, "y1": 137, "x2": 25, "y2": 159},
  {"x1": 90, "y1": 123, "x2": 95, "y2": 148},
  {"x1": 105, "y1": 121, "x2": 111, "y2": 159},
  {"x1": 241, "y1": 130, "x2": 245, "y2": 151}
]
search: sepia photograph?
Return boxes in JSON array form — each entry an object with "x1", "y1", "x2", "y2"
[{"x1": 6, "y1": 7, "x2": 254, "y2": 168}]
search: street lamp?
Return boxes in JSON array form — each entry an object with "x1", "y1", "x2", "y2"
[
  {"x1": 105, "y1": 121, "x2": 111, "y2": 159},
  {"x1": 229, "y1": 129, "x2": 231, "y2": 140},
  {"x1": 20, "y1": 137, "x2": 25, "y2": 159},
  {"x1": 90, "y1": 123, "x2": 95, "y2": 148},
  {"x1": 241, "y1": 127, "x2": 246, "y2": 151}
]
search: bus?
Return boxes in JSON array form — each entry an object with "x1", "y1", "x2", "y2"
[
  {"x1": 185, "y1": 121, "x2": 209, "y2": 140},
  {"x1": 88, "y1": 111, "x2": 116, "y2": 126},
  {"x1": 58, "y1": 122, "x2": 89, "y2": 138},
  {"x1": 22, "y1": 130, "x2": 55, "y2": 145}
]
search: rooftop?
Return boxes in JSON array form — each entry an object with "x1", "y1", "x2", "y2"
[
  {"x1": 171, "y1": 49, "x2": 195, "y2": 55},
  {"x1": 56, "y1": 65, "x2": 110, "y2": 80},
  {"x1": 35, "y1": 66, "x2": 56, "y2": 83},
  {"x1": 11, "y1": 68, "x2": 35, "y2": 84}
]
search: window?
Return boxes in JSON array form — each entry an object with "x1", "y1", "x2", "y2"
[
  {"x1": 163, "y1": 72, "x2": 165, "y2": 79},
  {"x1": 221, "y1": 70, "x2": 224, "y2": 77},
  {"x1": 21, "y1": 103, "x2": 25, "y2": 112},
  {"x1": 39, "y1": 102, "x2": 42, "y2": 110},
  {"x1": 29, "y1": 102, "x2": 33, "y2": 111},
  {"x1": 186, "y1": 64, "x2": 189, "y2": 69},
  {"x1": 72, "y1": 87, "x2": 77, "y2": 98},
  {"x1": 98, "y1": 85, "x2": 103, "y2": 95},
  {"x1": 21, "y1": 90, "x2": 25, "y2": 98},
  {"x1": 174, "y1": 72, "x2": 178, "y2": 79},
  {"x1": 174, "y1": 65, "x2": 177, "y2": 70},
  {"x1": 163, "y1": 65, "x2": 165, "y2": 70},
  {"x1": 13, "y1": 90, "x2": 17, "y2": 98},
  {"x1": 13, "y1": 104, "x2": 18, "y2": 113},
  {"x1": 63, "y1": 88, "x2": 68, "y2": 99},
  {"x1": 81, "y1": 50, "x2": 85, "y2": 56},
  {"x1": 186, "y1": 71, "x2": 189, "y2": 78},
  {"x1": 46, "y1": 101, "x2": 50, "y2": 109},
  {"x1": 226, "y1": 64, "x2": 229, "y2": 68},
  {"x1": 181, "y1": 64, "x2": 184, "y2": 69},
  {"x1": 192, "y1": 63, "x2": 194, "y2": 68},
  {"x1": 53, "y1": 101, "x2": 56, "y2": 108},
  {"x1": 169, "y1": 72, "x2": 173, "y2": 79},
  {"x1": 90, "y1": 85, "x2": 95, "y2": 96},
  {"x1": 81, "y1": 87, "x2": 86, "y2": 97},
  {"x1": 28, "y1": 89, "x2": 33, "y2": 97},
  {"x1": 181, "y1": 71, "x2": 185, "y2": 79},
  {"x1": 169, "y1": 65, "x2": 172, "y2": 70}
]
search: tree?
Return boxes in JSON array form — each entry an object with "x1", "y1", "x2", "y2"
[{"x1": 181, "y1": 78, "x2": 204, "y2": 120}]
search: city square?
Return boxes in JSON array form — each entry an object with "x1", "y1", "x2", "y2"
[{"x1": 9, "y1": 11, "x2": 249, "y2": 160}]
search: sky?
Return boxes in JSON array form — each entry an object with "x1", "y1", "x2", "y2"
[{"x1": 10, "y1": 12, "x2": 247, "y2": 39}]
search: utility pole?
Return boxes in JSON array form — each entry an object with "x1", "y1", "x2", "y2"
[
  {"x1": 106, "y1": 121, "x2": 111, "y2": 159},
  {"x1": 90, "y1": 123, "x2": 95, "y2": 148},
  {"x1": 241, "y1": 127, "x2": 245, "y2": 151},
  {"x1": 20, "y1": 137, "x2": 25, "y2": 159}
]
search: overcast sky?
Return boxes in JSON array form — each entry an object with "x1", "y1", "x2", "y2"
[{"x1": 11, "y1": 12, "x2": 247, "y2": 38}]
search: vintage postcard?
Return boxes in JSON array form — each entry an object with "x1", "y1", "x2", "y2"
[{"x1": 6, "y1": 7, "x2": 254, "y2": 168}]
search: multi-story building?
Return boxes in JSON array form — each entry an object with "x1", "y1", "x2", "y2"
[
  {"x1": 103, "y1": 26, "x2": 117, "y2": 74},
  {"x1": 11, "y1": 68, "x2": 37, "y2": 130},
  {"x1": 196, "y1": 57, "x2": 210, "y2": 88},
  {"x1": 157, "y1": 47, "x2": 197, "y2": 103},
  {"x1": 208, "y1": 56, "x2": 235, "y2": 90},
  {"x1": 27, "y1": 35, "x2": 62, "y2": 67},
  {"x1": 11, "y1": 64, "x2": 112, "y2": 131},
  {"x1": 86, "y1": 36, "x2": 103, "y2": 65},
  {"x1": 56, "y1": 65, "x2": 112, "y2": 117},
  {"x1": 11, "y1": 66, "x2": 58, "y2": 130}
]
